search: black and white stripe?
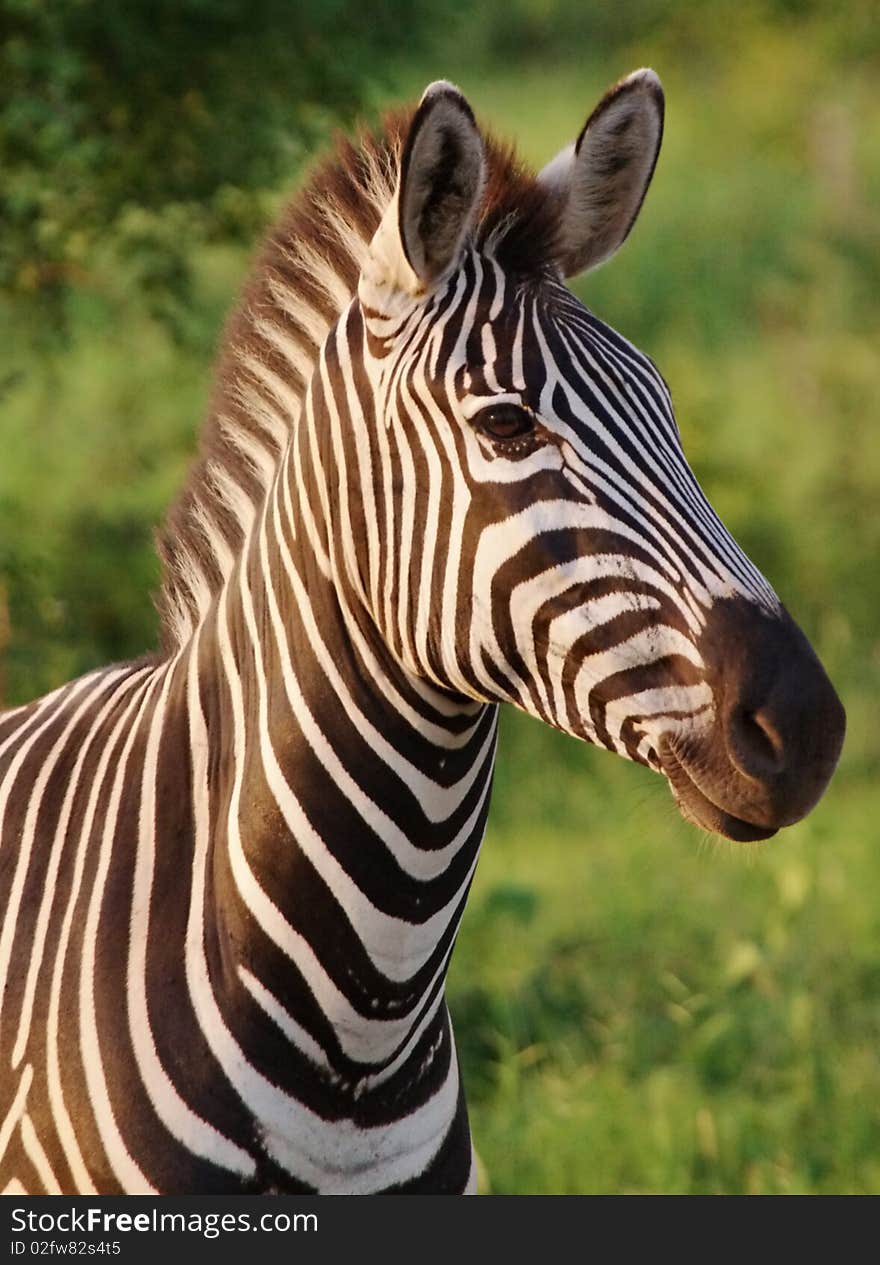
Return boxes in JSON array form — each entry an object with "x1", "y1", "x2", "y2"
[{"x1": 0, "y1": 72, "x2": 843, "y2": 1194}]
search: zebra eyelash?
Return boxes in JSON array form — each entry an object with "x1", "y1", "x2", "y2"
[
  {"x1": 468, "y1": 403, "x2": 546, "y2": 461},
  {"x1": 472, "y1": 402, "x2": 535, "y2": 441}
]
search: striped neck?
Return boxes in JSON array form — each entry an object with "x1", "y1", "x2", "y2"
[{"x1": 187, "y1": 320, "x2": 496, "y2": 1121}]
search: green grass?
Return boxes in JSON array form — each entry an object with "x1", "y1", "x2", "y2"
[
  {"x1": 450, "y1": 715, "x2": 880, "y2": 1192},
  {"x1": 1, "y1": 14, "x2": 878, "y2": 1193}
]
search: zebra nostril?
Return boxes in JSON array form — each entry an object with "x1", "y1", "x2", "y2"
[{"x1": 727, "y1": 705, "x2": 786, "y2": 781}]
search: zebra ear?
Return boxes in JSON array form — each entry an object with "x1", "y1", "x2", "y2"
[
  {"x1": 539, "y1": 69, "x2": 664, "y2": 278},
  {"x1": 363, "y1": 82, "x2": 486, "y2": 301}
]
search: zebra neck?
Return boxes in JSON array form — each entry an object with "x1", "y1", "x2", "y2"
[{"x1": 197, "y1": 458, "x2": 497, "y2": 1091}]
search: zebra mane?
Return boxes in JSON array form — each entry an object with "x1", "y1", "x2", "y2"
[{"x1": 155, "y1": 104, "x2": 561, "y2": 653}]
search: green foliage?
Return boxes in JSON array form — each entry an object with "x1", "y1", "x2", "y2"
[
  {"x1": 441, "y1": 0, "x2": 880, "y2": 67},
  {"x1": 1, "y1": 2, "x2": 878, "y2": 1192},
  {"x1": 0, "y1": 0, "x2": 453, "y2": 338}
]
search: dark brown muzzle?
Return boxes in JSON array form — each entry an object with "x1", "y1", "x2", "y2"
[{"x1": 661, "y1": 597, "x2": 846, "y2": 841}]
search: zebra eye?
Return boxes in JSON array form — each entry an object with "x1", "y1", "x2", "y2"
[{"x1": 474, "y1": 403, "x2": 535, "y2": 441}]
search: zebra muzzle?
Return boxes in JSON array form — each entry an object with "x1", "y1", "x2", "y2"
[{"x1": 659, "y1": 597, "x2": 846, "y2": 841}]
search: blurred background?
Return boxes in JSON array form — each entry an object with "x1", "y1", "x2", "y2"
[{"x1": 1, "y1": 0, "x2": 878, "y2": 1192}]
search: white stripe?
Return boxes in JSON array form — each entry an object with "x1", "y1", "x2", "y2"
[
  {"x1": 10, "y1": 668, "x2": 131, "y2": 1069},
  {"x1": 184, "y1": 631, "x2": 461, "y2": 1190},
  {"x1": 217, "y1": 583, "x2": 448, "y2": 1058},
  {"x1": 21, "y1": 1114, "x2": 62, "y2": 1194},
  {"x1": 0, "y1": 1063, "x2": 33, "y2": 1167},
  {"x1": 44, "y1": 668, "x2": 152, "y2": 1192},
  {"x1": 597, "y1": 682, "x2": 715, "y2": 752},
  {"x1": 127, "y1": 654, "x2": 256, "y2": 1177},
  {"x1": 247, "y1": 534, "x2": 483, "y2": 978},
  {"x1": 45, "y1": 666, "x2": 153, "y2": 1194},
  {"x1": 79, "y1": 671, "x2": 162, "y2": 1193},
  {"x1": 237, "y1": 968, "x2": 335, "y2": 1076},
  {"x1": 0, "y1": 673, "x2": 99, "y2": 1040},
  {"x1": 273, "y1": 493, "x2": 493, "y2": 806},
  {"x1": 260, "y1": 512, "x2": 491, "y2": 883}
]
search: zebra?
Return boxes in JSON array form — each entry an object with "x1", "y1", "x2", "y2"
[{"x1": 0, "y1": 69, "x2": 845, "y2": 1196}]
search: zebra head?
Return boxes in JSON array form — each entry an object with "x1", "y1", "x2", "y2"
[{"x1": 351, "y1": 72, "x2": 845, "y2": 842}]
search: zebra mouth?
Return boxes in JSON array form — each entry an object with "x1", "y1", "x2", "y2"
[{"x1": 658, "y1": 737, "x2": 778, "y2": 843}]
